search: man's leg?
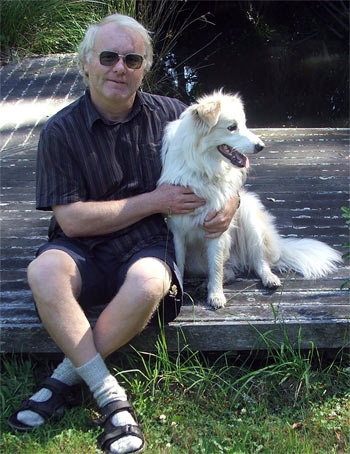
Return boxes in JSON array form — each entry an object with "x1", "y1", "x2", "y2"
[
  {"x1": 14, "y1": 250, "x2": 171, "y2": 453},
  {"x1": 14, "y1": 249, "x2": 93, "y2": 429},
  {"x1": 81, "y1": 256, "x2": 172, "y2": 453}
]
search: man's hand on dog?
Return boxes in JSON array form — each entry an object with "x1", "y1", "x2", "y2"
[
  {"x1": 155, "y1": 184, "x2": 206, "y2": 215},
  {"x1": 203, "y1": 194, "x2": 240, "y2": 239}
]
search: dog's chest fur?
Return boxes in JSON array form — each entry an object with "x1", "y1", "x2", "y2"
[{"x1": 181, "y1": 171, "x2": 238, "y2": 221}]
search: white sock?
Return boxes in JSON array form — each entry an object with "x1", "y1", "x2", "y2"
[
  {"x1": 76, "y1": 354, "x2": 143, "y2": 453},
  {"x1": 17, "y1": 357, "x2": 81, "y2": 427}
]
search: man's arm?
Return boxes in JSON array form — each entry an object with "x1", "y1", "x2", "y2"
[{"x1": 53, "y1": 184, "x2": 205, "y2": 237}]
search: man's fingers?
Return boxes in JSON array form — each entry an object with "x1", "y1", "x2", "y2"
[
  {"x1": 181, "y1": 187, "x2": 196, "y2": 194},
  {"x1": 183, "y1": 194, "x2": 206, "y2": 204},
  {"x1": 179, "y1": 186, "x2": 205, "y2": 203}
]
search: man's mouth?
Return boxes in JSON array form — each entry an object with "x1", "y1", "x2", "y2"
[
  {"x1": 107, "y1": 79, "x2": 126, "y2": 85},
  {"x1": 217, "y1": 144, "x2": 249, "y2": 168}
]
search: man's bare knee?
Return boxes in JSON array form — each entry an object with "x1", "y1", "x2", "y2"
[
  {"x1": 27, "y1": 250, "x2": 82, "y2": 301},
  {"x1": 126, "y1": 257, "x2": 172, "y2": 303}
]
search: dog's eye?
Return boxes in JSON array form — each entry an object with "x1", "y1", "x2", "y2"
[{"x1": 228, "y1": 124, "x2": 237, "y2": 131}]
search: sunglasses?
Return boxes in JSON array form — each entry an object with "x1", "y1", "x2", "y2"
[{"x1": 98, "y1": 51, "x2": 144, "y2": 69}]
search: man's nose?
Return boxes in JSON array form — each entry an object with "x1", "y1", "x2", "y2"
[{"x1": 112, "y1": 57, "x2": 126, "y2": 72}]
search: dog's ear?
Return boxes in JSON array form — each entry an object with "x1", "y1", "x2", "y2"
[{"x1": 193, "y1": 100, "x2": 221, "y2": 129}]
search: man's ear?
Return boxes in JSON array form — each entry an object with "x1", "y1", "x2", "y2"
[{"x1": 192, "y1": 100, "x2": 221, "y2": 130}]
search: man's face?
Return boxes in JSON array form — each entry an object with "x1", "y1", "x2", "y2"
[{"x1": 84, "y1": 23, "x2": 145, "y2": 106}]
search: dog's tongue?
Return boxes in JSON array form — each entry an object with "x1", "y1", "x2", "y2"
[{"x1": 218, "y1": 145, "x2": 249, "y2": 168}]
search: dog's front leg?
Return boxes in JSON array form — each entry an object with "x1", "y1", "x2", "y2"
[{"x1": 206, "y1": 236, "x2": 227, "y2": 309}]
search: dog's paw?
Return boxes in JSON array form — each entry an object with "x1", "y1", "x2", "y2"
[
  {"x1": 208, "y1": 292, "x2": 226, "y2": 309},
  {"x1": 262, "y1": 273, "x2": 281, "y2": 288}
]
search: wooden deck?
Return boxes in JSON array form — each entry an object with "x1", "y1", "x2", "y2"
[{"x1": 1, "y1": 128, "x2": 349, "y2": 353}]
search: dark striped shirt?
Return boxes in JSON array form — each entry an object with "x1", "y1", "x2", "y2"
[{"x1": 36, "y1": 89, "x2": 186, "y2": 261}]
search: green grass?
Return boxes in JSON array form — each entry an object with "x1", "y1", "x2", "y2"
[
  {"x1": 0, "y1": 0, "x2": 136, "y2": 58},
  {"x1": 1, "y1": 330, "x2": 349, "y2": 454}
]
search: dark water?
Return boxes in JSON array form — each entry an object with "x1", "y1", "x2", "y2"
[{"x1": 153, "y1": 0, "x2": 349, "y2": 128}]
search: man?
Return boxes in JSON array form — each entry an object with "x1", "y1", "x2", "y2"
[{"x1": 8, "y1": 13, "x2": 239, "y2": 454}]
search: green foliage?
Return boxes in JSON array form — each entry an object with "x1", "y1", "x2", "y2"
[
  {"x1": 1, "y1": 0, "x2": 109, "y2": 57},
  {"x1": 0, "y1": 0, "x2": 141, "y2": 59}
]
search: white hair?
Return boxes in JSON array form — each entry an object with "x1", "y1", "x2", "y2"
[{"x1": 77, "y1": 13, "x2": 153, "y2": 85}]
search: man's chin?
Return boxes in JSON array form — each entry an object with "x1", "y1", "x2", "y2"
[
  {"x1": 90, "y1": 85, "x2": 137, "y2": 118},
  {"x1": 106, "y1": 85, "x2": 129, "y2": 98}
]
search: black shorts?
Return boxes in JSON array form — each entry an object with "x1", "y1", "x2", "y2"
[{"x1": 36, "y1": 237, "x2": 183, "y2": 326}]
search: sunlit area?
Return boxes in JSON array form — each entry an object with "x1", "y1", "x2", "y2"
[{"x1": 0, "y1": 97, "x2": 73, "y2": 130}]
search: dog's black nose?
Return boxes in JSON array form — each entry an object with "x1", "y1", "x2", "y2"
[{"x1": 255, "y1": 143, "x2": 264, "y2": 153}]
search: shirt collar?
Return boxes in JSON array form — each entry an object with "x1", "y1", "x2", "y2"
[
  {"x1": 83, "y1": 89, "x2": 104, "y2": 130},
  {"x1": 83, "y1": 89, "x2": 158, "y2": 130},
  {"x1": 137, "y1": 90, "x2": 158, "y2": 112}
]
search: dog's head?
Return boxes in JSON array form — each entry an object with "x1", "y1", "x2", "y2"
[{"x1": 189, "y1": 91, "x2": 264, "y2": 169}]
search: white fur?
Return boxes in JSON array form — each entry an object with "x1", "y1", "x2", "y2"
[{"x1": 158, "y1": 91, "x2": 342, "y2": 308}]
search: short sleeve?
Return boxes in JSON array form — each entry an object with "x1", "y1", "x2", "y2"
[{"x1": 36, "y1": 125, "x2": 88, "y2": 211}]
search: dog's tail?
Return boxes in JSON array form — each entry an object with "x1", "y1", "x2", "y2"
[{"x1": 276, "y1": 237, "x2": 343, "y2": 278}]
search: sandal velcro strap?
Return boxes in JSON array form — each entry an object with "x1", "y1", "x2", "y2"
[
  {"x1": 18, "y1": 397, "x2": 57, "y2": 420},
  {"x1": 101, "y1": 424, "x2": 144, "y2": 452},
  {"x1": 40, "y1": 377, "x2": 82, "y2": 408},
  {"x1": 98, "y1": 400, "x2": 136, "y2": 425}
]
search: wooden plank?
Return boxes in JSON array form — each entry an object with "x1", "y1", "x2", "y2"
[
  {"x1": 1, "y1": 316, "x2": 349, "y2": 353},
  {"x1": 3, "y1": 296, "x2": 348, "y2": 323}
]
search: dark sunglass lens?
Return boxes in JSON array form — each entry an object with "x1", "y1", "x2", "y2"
[
  {"x1": 125, "y1": 54, "x2": 143, "y2": 69},
  {"x1": 100, "y1": 51, "x2": 119, "y2": 66}
]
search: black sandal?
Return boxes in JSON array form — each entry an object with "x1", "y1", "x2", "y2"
[
  {"x1": 96, "y1": 400, "x2": 145, "y2": 454},
  {"x1": 8, "y1": 377, "x2": 82, "y2": 431}
]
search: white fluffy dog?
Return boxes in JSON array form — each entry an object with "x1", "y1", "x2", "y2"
[{"x1": 158, "y1": 91, "x2": 342, "y2": 309}]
